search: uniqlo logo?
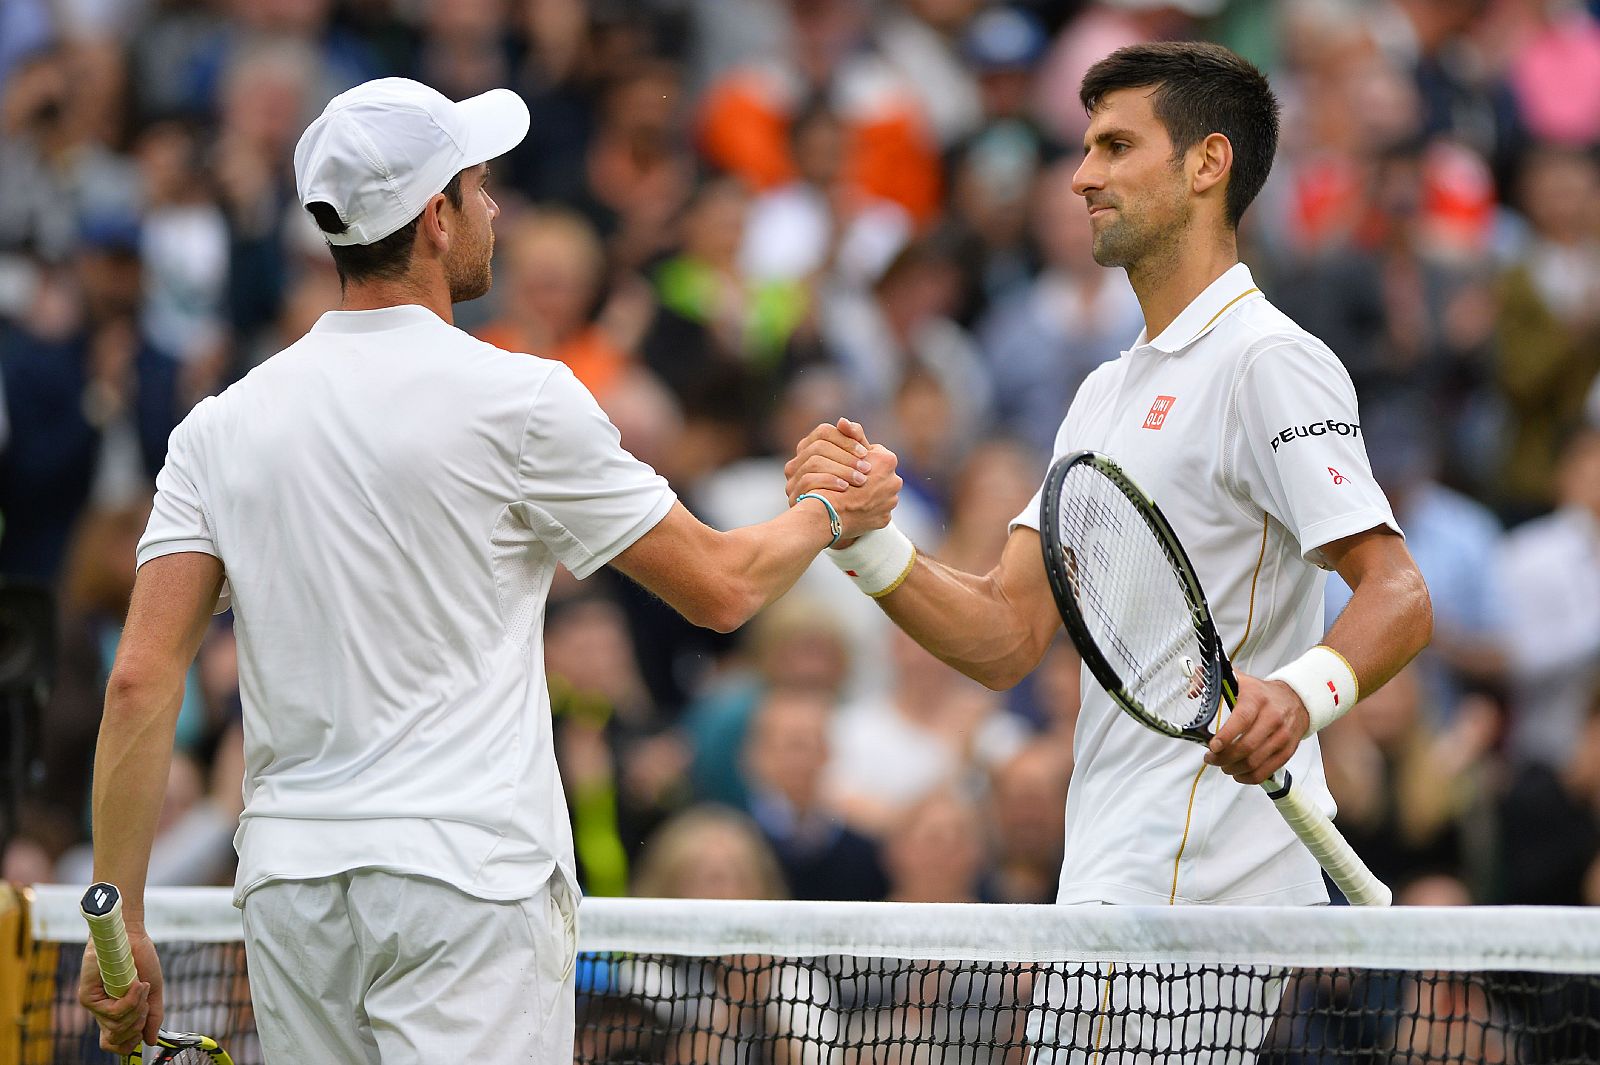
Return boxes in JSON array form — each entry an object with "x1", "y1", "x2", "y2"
[{"x1": 1143, "y1": 395, "x2": 1176, "y2": 430}]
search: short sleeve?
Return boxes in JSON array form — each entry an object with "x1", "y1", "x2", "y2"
[
  {"x1": 138, "y1": 411, "x2": 231, "y2": 613},
  {"x1": 1232, "y1": 341, "x2": 1400, "y2": 568},
  {"x1": 516, "y1": 365, "x2": 677, "y2": 578},
  {"x1": 1011, "y1": 455, "x2": 1053, "y2": 533},
  {"x1": 1010, "y1": 369, "x2": 1106, "y2": 534}
]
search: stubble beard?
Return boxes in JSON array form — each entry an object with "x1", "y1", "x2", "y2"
[
  {"x1": 1091, "y1": 193, "x2": 1190, "y2": 278},
  {"x1": 447, "y1": 230, "x2": 494, "y2": 304},
  {"x1": 1089, "y1": 213, "x2": 1142, "y2": 269}
]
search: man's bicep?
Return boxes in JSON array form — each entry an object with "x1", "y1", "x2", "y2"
[
  {"x1": 115, "y1": 553, "x2": 226, "y2": 684},
  {"x1": 995, "y1": 526, "x2": 1063, "y2": 659}
]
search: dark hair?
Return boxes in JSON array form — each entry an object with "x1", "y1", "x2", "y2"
[
  {"x1": 788, "y1": 93, "x2": 840, "y2": 144},
  {"x1": 1080, "y1": 42, "x2": 1280, "y2": 229},
  {"x1": 306, "y1": 172, "x2": 465, "y2": 285}
]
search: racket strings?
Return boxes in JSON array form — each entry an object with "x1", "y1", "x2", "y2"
[{"x1": 1055, "y1": 464, "x2": 1214, "y2": 731}]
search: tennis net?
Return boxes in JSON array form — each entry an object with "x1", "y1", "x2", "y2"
[{"x1": 13, "y1": 885, "x2": 1600, "y2": 1063}]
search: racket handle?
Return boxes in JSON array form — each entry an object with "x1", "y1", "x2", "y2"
[
  {"x1": 81, "y1": 882, "x2": 139, "y2": 998},
  {"x1": 1263, "y1": 772, "x2": 1393, "y2": 907}
]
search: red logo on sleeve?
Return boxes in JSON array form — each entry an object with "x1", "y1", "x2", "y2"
[
  {"x1": 1327, "y1": 467, "x2": 1348, "y2": 485},
  {"x1": 1143, "y1": 395, "x2": 1177, "y2": 430}
]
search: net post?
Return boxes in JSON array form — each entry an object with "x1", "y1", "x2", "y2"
[{"x1": 0, "y1": 883, "x2": 24, "y2": 1062}]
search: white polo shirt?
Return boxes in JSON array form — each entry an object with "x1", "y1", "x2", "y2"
[
  {"x1": 137, "y1": 304, "x2": 676, "y2": 906},
  {"x1": 1013, "y1": 263, "x2": 1399, "y2": 906}
]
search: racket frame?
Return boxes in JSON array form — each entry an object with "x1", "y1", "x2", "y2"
[{"x1": 1041, "y1": 450, "x2": 1236, "y2": 742}]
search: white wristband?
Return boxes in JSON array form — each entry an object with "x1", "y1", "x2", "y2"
[
  {"x1": 1267, "y1": 645, "x2": 1360, "y2": 737},
  {"x1": 825, "y1": 522, "x2": 917, "y2": 598}
]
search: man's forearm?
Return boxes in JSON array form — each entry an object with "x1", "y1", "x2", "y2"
[
  {"x1": 717, "y1": 503, "x2": 843, "y2": 630},
  {"x1": 91, "y1": 677, "x2": 186, "y2": 928},
  {"x1": 1324, "y1": 564, "x2": 1433, "y2": 698},
  {"x1": 874, "y1": 551, "x2": 1052, "y2": 692}
]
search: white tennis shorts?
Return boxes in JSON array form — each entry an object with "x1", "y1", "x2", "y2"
[{"x1": 240, "y1": 869, "x2": 577, "y2": 1062}]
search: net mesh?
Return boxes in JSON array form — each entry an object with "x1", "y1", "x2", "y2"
[
  {"x1": 21, "y1": 940, "x2": 256, "y2": 1065},
  {"x1": 1051, "y1": 460, "x2": 1216, "y2": 733},
  {"x1": 17, "y1": 889, "x2": 1600, "y2": 1064}
]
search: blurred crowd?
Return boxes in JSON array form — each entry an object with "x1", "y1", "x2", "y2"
[{"x1": 2, "y1": 0, "x2": 1600, "y2": 920}]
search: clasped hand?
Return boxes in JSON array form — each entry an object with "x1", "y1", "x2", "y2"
[{"x1": 785, "y1": 418, "x2": 901, "y2": 545}]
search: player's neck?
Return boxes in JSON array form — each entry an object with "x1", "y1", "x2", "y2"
[
  {"x1": 339, "y1": 271, "x2": 455, "y2": 325},
  {"x1": 1127, "y1": 229, "x2": 1239, "y2": 342}
]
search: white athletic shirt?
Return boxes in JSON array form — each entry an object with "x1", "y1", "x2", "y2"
[
  {"x1": 137, "y1": 304, "x2": 676, "y2": 906},
  {"x1": 1012, "y1": 264, "x2": 1399, "y2": 906}
]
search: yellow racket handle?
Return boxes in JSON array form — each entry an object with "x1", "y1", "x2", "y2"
[{"x1": 81, "y1": 882, "x2": 138, "y2": 998}]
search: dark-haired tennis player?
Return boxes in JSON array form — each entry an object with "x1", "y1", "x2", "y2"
[
  {"x1": 789, "y1": 42, "x2": 1432, "y2": 1061},
  {"x1": 80, "y1": 77, "x2": 901, "y2": 1062}
]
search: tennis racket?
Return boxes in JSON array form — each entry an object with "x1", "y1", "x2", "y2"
[
  {"x1": 1039, "y1": 450, "x2": 1391, "y2": 907},
  {"x1": 81, "y1": 882, "x2": 236, "y2": 1065}
]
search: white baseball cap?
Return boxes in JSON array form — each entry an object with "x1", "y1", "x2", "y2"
[{"x1": 293, "y1": 78, "x2": 530, "y2": 246}]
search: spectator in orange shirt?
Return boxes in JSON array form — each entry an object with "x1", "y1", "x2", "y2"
[
  {"x1": 476, "y1": 207, "x2": 631, "y2": 403},
  {"x1": 695, "y1": 0, "x2": 942, "y2": 225}
]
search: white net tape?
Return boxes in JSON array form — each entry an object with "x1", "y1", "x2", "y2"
[{"x1": 26, "y1": 885, "x2": 1600, "y2": 974}]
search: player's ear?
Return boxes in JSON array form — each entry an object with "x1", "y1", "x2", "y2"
[
  {"x1": 1191, "y1": 132, "x2": 1232, "y2": 199},
  {"x1": 418, "y1": 192, "x2": 452, "y2": 255}
]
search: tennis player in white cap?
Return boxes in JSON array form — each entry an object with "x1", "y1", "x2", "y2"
[{"x1": 79, "y1": 77, "x2": 901, "y2": 1061}]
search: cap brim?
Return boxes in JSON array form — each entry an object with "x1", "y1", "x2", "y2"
[{"x1": 455, "y1": 88, "x2": 530, "y2": 169}]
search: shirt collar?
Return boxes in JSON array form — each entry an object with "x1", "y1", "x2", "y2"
[
  {"x1": 312, "y1": 304, "x2": 446, "y2": 334},
  {"x1": 1132, "y1": 262, "x2": 1262, "y2": 355}
]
